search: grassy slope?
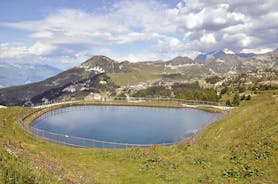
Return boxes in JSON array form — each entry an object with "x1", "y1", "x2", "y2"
[
  {"x1": 107, "y1": 63, "x2": 210, "y2": 86},
  {"x1": 107, "y1": 63, "x2": 165, "y2": 86},
  {"x1": 108, "y1": 73, "x2": 161, "y2": 86},
  {"x1": 0, "y1": 91, "x2": 277, "y2": 183}
]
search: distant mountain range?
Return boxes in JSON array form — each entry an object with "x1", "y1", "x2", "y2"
[
  {"x1": 194, "y1": 50, "x2": 256, "y2": 62},
  {"x1": 235, "y1": 52, "x2": 256, "y2": 58},
  {"x1": 0, "y1": 63, "x2": 61, "y2": 88},
  {"x1": 195, "y1": 50, "x2": 226, "y2": 62},
  {"x1": 0, "y1": 50, "x2": 263, "y2": 88},
  {"x1": 0, "y1": 50, "x2": 277, "y2": 106}
]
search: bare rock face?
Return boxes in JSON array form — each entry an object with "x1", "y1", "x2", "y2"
[
  {"x1": 204, "y1": 51, "x2": 278, "y2": 73},
  {"x1": 166, "y1": 56, "x2": 195, "y2": 66},
  {"x1": 80, "y1": 55, "x2": 121, "y2": 73}
]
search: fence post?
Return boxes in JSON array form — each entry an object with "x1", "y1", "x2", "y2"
[{"x1": 19, "y1": 97, "x2": 227, "y2": 149}]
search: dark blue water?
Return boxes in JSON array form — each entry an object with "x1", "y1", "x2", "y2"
[{"x1": 31, "y1": 105, "x2": 222, "y2": 147}]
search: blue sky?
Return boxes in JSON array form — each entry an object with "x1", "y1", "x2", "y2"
[{"x1": 0, "y1": 0, "x2": 277, "y2": 69}]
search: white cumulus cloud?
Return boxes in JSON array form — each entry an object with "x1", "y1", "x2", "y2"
[{"x1": 0, "y1": 0, "x2": 277, "y2": 64}]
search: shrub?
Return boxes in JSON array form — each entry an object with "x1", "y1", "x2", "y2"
[
  {"x1": 220, "y1": 86, "x2": 229, "y2": 95},
  {"x1": 232, "y1": 93, "x2": 240, "y2": 106},
  {"x1": 205, "y1": 76, "x2": 222, "y2": 84},
  {"x1": 238, "y1": 86, "x2": 246, "y2": 93},
  {"x1": 226, "y1": 99, "x2": 231, "y2": 106},
  {"x1": 246, "y1": 95, "x2": 251, "y2": 100}
]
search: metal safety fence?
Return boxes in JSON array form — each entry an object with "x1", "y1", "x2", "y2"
[{"x1": 18, "y1": 97, "x2": 230, "y2": 148}]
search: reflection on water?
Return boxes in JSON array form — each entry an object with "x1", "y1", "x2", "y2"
[{"x1": 32, "y1": 105, "x2": 222, "y2": 145}]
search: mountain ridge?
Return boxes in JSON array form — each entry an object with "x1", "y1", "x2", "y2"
[
  {"x1": 0, "y1": 56, "x2": 122, "y2": 106},
  {"x1": 166, "y1": 56, "x2": 195, "y2": 65},
  {"x1": 195, "y1": 50, "x2": 226, "y2": 63},
  {"x1": 0, "y1": 50, "x2": 277, "y2": 106}
]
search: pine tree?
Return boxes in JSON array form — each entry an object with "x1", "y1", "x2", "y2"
[{"x1": 232, "y1": 92, "x2": 240, "y2": 106}]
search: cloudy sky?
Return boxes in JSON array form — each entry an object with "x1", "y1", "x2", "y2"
[{"x1": 0, "y1": 0, "x2": 277, "y2": 69}]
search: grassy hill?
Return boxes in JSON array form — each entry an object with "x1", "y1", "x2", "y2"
[{"x1": 0, "y1": 90, "x2": 277, "y2": 183}]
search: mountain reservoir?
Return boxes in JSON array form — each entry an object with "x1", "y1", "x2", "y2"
[{"x1": 31, "y1": 105, "x2": 222, "y2": 148}]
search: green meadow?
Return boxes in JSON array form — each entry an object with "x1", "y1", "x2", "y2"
[{"x1": 0, "y1": 90, "x2": 277, "y2": 183}]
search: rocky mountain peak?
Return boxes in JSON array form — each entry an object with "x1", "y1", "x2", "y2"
[
  {"x1": 82, "y1": 55, "x2": 115, "y2": 66},
  {"x1": 166, "y1": 56, "x2": 195, "y2": 66},
  {"x1": 195, "y1": 50, "x2": 226, "y2": 63},
  {"x1": 80, "y1": 55, "x2": 120, "y2": 73}
]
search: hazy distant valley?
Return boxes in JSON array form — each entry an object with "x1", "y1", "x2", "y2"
[{"x1": 0, "y1": 62, "x2": 61, "y2": 88}]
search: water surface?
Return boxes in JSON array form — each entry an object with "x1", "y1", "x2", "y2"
[{"x1": 31, "y1": 105, "x2": 222, "y2": 147}]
